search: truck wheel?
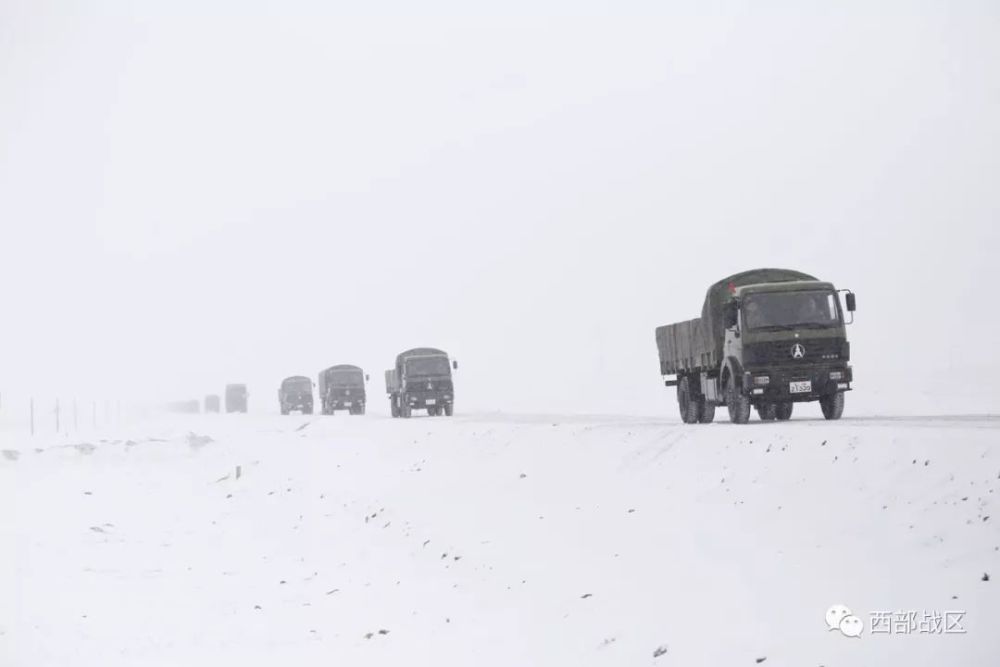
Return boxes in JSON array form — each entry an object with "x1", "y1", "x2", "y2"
[
  {"x1": 697, "y1": 400, "x2": 716, "y2": 424},
  {"x1": 775, "y1": 402, "x2": 794, "y2": 421},
  {"x1": 726, "y1": 380, "x2": 751, "y2": 424},
  {"x1": 303, "y1": 406, "x2": 313, "y2": 415},
  {"x1": 677, "y1": 376, "x2": 700, "y2": 424},
  {"x1": 756, "y1": 403, "x2": 776, "y2": 421},
  {"x1": 444, "y1": 403, "x2": 454, "y2": 417},
  {"x1": 400, "y1": 398, "x2": 412, "y2": 419},
  {"x1": 820, "y1": 392, "x2": 845, "y2": 420},
  {"x1": 390, "y1": 398, "x2": 399, "y2": 418},
  {"x1": 281, "y1": 407, "x2": 289, "y2": 416},
  {"x1": 358, "y1": 404, "x2": 366, "y2": 416}
]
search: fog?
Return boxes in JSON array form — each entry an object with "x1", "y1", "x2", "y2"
[{"x1": 2, "y1": 1, "x2": 998, "y2": 415}]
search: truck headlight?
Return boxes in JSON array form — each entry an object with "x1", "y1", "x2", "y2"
[
  {"x1": 753, "y1": 375, "x2": 770, "y2": 386},
  {"x1": 829, "y1": 371, "x2": 843, "y2": 380}
]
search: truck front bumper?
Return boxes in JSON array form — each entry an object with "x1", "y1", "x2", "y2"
[
  {"x1": 406, "y1": 392, "x2": 453, "y2": 408},
  {"x1": 743, "y1": 366, "x2": 852, "y2": 402}
]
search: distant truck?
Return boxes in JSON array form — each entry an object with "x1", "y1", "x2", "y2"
[
  {"x1": 278, "y1": 376, "x2": 314, "y2": 415},
  {"x1": 386, "y1": 347, "x2": 457, "y2": 418},
  {"x1": 167, "y1": 399, "x2": 201, "y2": 414},
  {"x1": 225, "y1": 383, "x2": 248, "y2": 413},
  {"x1": 655, "y1": 268, "x2": 856, "y2": 424},
  {"x1": 204, "y1": 394, "x2": 221, "y2": 413},
  {"x1": 317, "y1": 365, "x2": 369, "y2": 415}
]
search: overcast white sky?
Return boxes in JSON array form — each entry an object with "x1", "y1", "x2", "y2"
[{"x1": 1, "y1": 1, "x2": 998, "y2": 415}]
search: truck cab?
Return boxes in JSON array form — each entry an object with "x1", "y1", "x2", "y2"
[
  {"x1": 318, "y1": 365, "x2": 368, "y2": 415},
  {"x1": 387, "y1": 347, "x2": 458, "y2": 418},
  {"x1": 722, "y1": 281, "x2": 855, "y2": 421},
  {"x1": 278, "y1": 376, "x2": 314, "y2": 415},
  {"x1": 224, "y1": 383, "x2": 248, "y2": 413}
]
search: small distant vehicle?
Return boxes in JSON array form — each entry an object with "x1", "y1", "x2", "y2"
[
  {"x1": 317, "y1": 365, "x2": 369, "y2": 415},
  {"x1": 278, "y1": 376, "x2": 314, "y2": 415},
  {"x1": 204, "y1": 395, "x2": 221, "y2": 413},
  {"x1": 225, "y1": 383, "x2": 248, "y2": 413},
  {"x1": 386, "y1": 347, "x2": 457, "y2": 418},
  {"x1": 167, "y1": 399, "x2": 201, "y2": 414}
]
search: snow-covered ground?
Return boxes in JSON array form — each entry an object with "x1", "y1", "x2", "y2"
[{"x1": 3, "y1": 411, "x2": 999, "y2": 666}]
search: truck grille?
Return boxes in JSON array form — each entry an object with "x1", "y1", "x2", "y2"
[{"x1": 744, "y1": 339, "x2": 846, "y2": 365}]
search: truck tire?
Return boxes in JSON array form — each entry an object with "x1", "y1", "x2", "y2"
[
  {"x1": 775, "y1": 402, "x2": 794, "y2": 421},
  {"x1": 390, "y1": 397, "x2": 399, "y2": 418},
  {"x1": 726, "y1": 381, "x2": 751, "y2": 424},
  {"x1": 677, "y1": 376, "x2": 700, "y2": 424},
  {"x1": 303, "y1": 406, "x2": 313, "y2": 415},
  {"x1": 281, "y1": 407, "x2": 289, "y2": 416},
  {"x1": 400, "y1": 398, "x2": 412, "y2": 419},
  {"x1": 358, "y1": 404, "x2": 366, "y2": 416},
  {"x1": 756, "y1": 403, "x2": 776, "y2": 421},
  {"x1": 820, "y1": 392, "x2": 845, "y2": 420},
  {"x1": 444, "y1": 402, "x2": 454, "y2": 417},
  {"x1": 697, "y1": 400, "x2": 716, "y2": 424}
]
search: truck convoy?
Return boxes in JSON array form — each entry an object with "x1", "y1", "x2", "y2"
[
  {"x1": 278, "y1": 376, "x2": 314, "y2": 415},
  {"x1": 317, "y1": 364, "x2": 369, "y2": 415},
  {"x1": 385, "y1": 347, "x2": 457, "y2": 418},
  {"x1": 225, "y1": 383, "x2": 248, "y2": 413},
  {"x1": 655, "y1": 268, "x2": 856, "y2": 424}
]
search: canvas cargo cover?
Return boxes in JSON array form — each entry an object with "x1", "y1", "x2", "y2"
[{"x1": 395, "y1": 347, "x2": 448, "y2": 370}]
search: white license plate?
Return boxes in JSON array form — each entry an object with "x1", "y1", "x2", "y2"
[
  {"x1": 344, "y1": 401, "x2": 352, "y2": 407},
  {"x1": 426, "y1": 399, "x2": 437, "y2": 405},
  {"x1": 790, "y1": 381, "x2": 812, "y2": 394}
]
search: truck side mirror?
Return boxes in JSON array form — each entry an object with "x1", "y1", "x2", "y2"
[
  {"x1": 723, "y1": 301, "x2": 738, "y2": 329},
  {"x1": 845, "y1": 293, "x2": 856, "y2": 312},
  {"x1": 452, "y1": 360, "x2": 458, "y2": 370}
]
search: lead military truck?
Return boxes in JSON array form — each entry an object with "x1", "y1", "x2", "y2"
[
  {"x1": 655, "y1": 269, "x2": 856, "y2": 424},
  {"x1": 386, "y1": 347, "x2": 457, "y2": 418}
]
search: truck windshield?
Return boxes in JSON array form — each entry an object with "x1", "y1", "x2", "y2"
[
  {"x1": 405, "y1": 356, "x2": 451, "y2": 377},
  {"x1": 327, "y1": 371, "x2": 363, "y2": 386},
  {"x1": 283, "y1": 380, "x2": 311, "y2": 392},
  {"x1": 743, "y1": 291, "x2": 840, "y2": 330}
]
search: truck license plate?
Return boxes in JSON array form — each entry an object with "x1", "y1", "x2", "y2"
[
  {"x1": 426, "y1": 399, "x2": 437, "y2": 405},
  {"x1": 344, "y1": 401, "x2": 352, "y2": 407},
  {"x1": 790, "y1": 381, "x2": 812, "y2": 394}
]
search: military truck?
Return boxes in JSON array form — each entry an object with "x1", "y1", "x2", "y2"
[
  {"x1": 655, "y1": 268, "x2": 856, "y2": 424},
  {"x1": 317, "y1": 364, "x2": 369, "y2": 415},
  {"x1": 386, "y1": 347, "x2": 458, "y2": 418},
  {"x1": 167, "y1": 399, "x2": 201, "y2": 414},
  {"x1": 225, "y1": 383, "x2": 248, "y2": 413},
  {"x1": 278, "y1": 376, "x2": 314, "y2": 415},
  {"x1": 204, "y1": 394, "x2": 221, "y2": 413}
]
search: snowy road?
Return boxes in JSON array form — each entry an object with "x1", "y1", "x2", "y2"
[{"x1": 3, "y1": 412, "x2": 999, "y2": 666}]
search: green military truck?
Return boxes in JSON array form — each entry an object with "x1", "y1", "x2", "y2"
[
  {"x1": 225, "y1": 383, "x2": 249, "y2": 413},
  {"x1": 386, "y1": 347, "x2": 457, "y2": 418},
  {"x1": 317, "y1": 364, "x2": 369, "y2": 415},
  {"x1": 278, "y1": 376, "x2": 314, "y2": 415},
  {"x1": 655, "y1": 268, "x2": 856, "y2": 424}
]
